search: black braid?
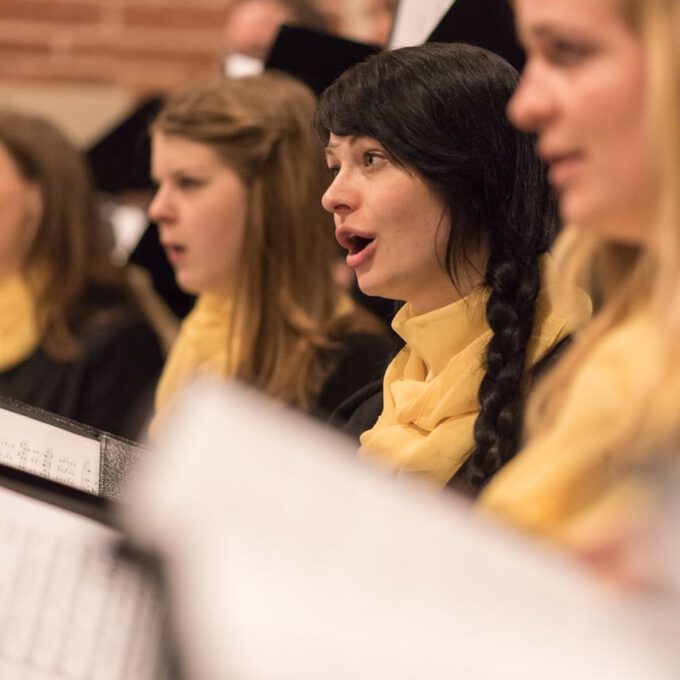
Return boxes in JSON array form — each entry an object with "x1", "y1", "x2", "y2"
[{"x1": 453, "y1": 253, "x2": 541, "y2": 495}]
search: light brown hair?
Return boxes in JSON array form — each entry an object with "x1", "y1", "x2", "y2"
[
  {"x1": 0, "y1": 110, "x2": 135, "y2": 360},
  {"x1": 153, "y1": 72, "x2": 378, "y2": 409}
]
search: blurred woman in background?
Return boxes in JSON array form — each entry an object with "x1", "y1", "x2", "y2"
[
  {"x1": 0, "y1": 110, "x2": 164, "y2": 439},
  {"x1": 481, "y1": 0, "x2": 680, "y2": 555},
  {"x1": 149, "y1": 72, "x2": 392, "y2": 429}
]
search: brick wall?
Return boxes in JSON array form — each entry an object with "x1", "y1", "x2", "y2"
[{"x1": 0, "y1": 0, "x2": 230, "y2": 97}]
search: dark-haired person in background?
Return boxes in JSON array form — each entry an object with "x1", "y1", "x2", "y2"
[{"x1": 317, "y1": 43, "x2": 590, "y2": 492}]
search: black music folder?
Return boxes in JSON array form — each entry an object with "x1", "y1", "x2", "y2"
[
  {"x1": 426, "y1": 0, "x2": 524, "y2": 70},
  {"x1": 0, "y1": 396, "x2": 147, "y2": 500},
  {"x1": 265, "y1": 24, "x2": 380, "y2": 96}
]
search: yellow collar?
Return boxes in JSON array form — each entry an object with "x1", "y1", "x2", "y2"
[
  {"x1": 0, "y1": 275, "x2": 40, "y2": 371},
  {"x1": 152, "y1": 294, "x2": 237, "y2": 431},
  {"x1": 360, "y1": 283, "x2": 589, "y2": 486},
  {"x1": 392, "y1": 290, "x2": 490, "y2": 379}
]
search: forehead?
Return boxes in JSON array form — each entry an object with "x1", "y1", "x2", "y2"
[
  {"x1": 514, "y1": 0, "x2": 624, "y2": 34},
  {"x1": 151, "y1": 132, "x2": 222, "y2": 168}
]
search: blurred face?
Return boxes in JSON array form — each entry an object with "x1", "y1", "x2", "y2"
[
  {"x1": 0, "y1": 143, "x2": 41, "y2": 279},
  {"x1": 508, "y1": 0, "x2": 652, "y2": 244},
  {"x1": 221, "y1": 0, "x2": 289, "y2": 60},
  {"x1": 322, "y1": 134, "x2": 456, "y2": 314},
  {"x1": 149, "y1": 133, "x2": 248, "y2": 297},
  {"x1": 355, "y1": 0, "x2": 398, "y2": 46}
]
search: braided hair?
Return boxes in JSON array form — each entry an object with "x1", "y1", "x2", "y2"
[{"x1": 315, "y1": 43, "x2": 558, "y2": 493}]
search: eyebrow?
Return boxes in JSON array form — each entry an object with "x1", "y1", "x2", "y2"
[
  {"x1": 521, "y1": 23, "x2": 582, "y2": 42},
  {"x1": 325, "y1": 135, "x2": 358, "y2": 151}
]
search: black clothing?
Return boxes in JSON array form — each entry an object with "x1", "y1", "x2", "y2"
[
  {"x1": 327, "y1": 379, "x2": 384, "y2": 439},
  {"x1": 312, "y1": 332, "x2": 398, "y2": 424},
  {"x1": 0, "y1": 308, "x2": 164, "y2": 441}
]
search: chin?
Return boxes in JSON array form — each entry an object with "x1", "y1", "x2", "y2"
[
  {"x1": 559, "y1": 193, "x2": 594, "y2": 230},
  {"x1": 175, "y1": 275, "x2": 202, "y2": 296},
  {"x1": 356, "y1": 277, "x2": 390, "y2": 301}
]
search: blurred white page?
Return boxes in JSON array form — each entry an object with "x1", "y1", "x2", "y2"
[
  {"x1": 0, "y1": 486, "x2": 165, "y2": 680},
  {"x1": 389, "y1": 0, "x2": 454, "y2": 48},
  {"x1": 128, "y1": 380, "x2": 680, "y2": 680},
  {"x1": 0, "y1": 408, "x2": 99, "y2": 493}
]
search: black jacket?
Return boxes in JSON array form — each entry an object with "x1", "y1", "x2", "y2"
[{"x1": 0, "y1": 307, "x2": 164, "y2": 441}]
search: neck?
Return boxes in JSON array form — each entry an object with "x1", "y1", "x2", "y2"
[{"x1": 409, "y1": 270, "x2": 486, "y2": 316}]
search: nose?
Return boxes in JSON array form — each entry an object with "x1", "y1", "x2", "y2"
[
  {"x1": 321, "y1": 170, "x2": 356, "y2": 219},
  {"x1": 507, "y1": 61, "x2": 555, "y2": 133},
  {"x1": 147, "y1": 184, "x2": 173, "y2": 225}
]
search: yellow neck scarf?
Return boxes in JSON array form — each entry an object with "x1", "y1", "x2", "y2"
[
  {"x1": 153, "y1": 294, "x2": 238, "y2": 421},
  {"x1": 360, "y1": 284, "x2": 590, "y2": 487},
  {"x1": 0, "y1": 275, "x2": 41, "y2": 371}
]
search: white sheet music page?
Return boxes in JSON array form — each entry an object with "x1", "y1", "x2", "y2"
[
  {"x1": 127, "y1": 380, "x2": 680, "y2": 680},
  {"x1": 0, "y1": 408, "x2": 100, "y2": 494},
  {"x1": 389, "y1": 0, "x2": 455, "y2": 48},
  {"x1": 0, "y1": 486, "x2": 165, "y2": 680}
]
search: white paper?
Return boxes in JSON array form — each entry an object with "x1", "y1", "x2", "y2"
[
  {"x1": 0, "y1": 408, "x2": 100, "y2": 493},
  {"x1": 0, "y1": 486, "x2": 165, "y2": 680},
  {"x1": 128, "y1": 381, "x2": 680, "y2": 680},
  {"x1": 389, "y1": 0, "x2": 455, "y2": 48}
]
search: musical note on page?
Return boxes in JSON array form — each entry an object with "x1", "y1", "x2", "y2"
[
  {"x1": 0, "y1": 409, "x2": 100, "y2": 494},
  {"x1": 0, "y1": 486, "x2": 166, "y2": 680}
]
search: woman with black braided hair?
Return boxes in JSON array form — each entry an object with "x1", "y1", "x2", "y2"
[{"x1": 317, "y1": 42, "x2": 590, "y2": 493}]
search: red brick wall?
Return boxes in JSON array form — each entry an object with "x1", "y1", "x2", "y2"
[{"x1": 0, "y1": 0, "x2": 229, "y2": 97}]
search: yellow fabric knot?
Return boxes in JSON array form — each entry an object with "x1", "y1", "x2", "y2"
[{"x1": 360, "y1": 279, "x2": 590, "y2": 487}]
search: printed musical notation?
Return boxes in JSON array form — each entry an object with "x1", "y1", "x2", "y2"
[
  {"x1": 0, "y1": 487, "x2": 166, "y2": 680},
  {"x1": 0, "y1": 409, "x2": 100, "y2": 494}
]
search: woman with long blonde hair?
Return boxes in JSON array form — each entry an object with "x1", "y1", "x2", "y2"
[
  {"x1": 481, "y1": 0, "x2": 680, "y2": 549},
  {"x1": 149, "y1": 71, "x2": 391, "y2": 427}
]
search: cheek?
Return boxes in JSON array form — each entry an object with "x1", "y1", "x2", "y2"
[
  {"x1": 0, "y1": 199, "x2": 36, "y2": 254},
  {"x1": 204, "y1": 202, "x2": 247, "y2": 262}
]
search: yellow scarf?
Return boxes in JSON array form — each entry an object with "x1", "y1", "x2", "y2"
[
  {"x1": 152, "y1": 294, "x2": 238, "y2": 433},
  {"x1": 0, "y1": 275, "x2": 41, "y2": 371},
  {"x1": 359, "y1": 285, "x2": 590, "y2": 487}
]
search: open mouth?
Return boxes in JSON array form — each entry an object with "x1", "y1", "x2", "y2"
[
  {"x1": 163, "y1": 244, "x2": 187, "y2": 262},
  {"x1": 347, "y1": 234, "x2": 374, "y2": 255}
]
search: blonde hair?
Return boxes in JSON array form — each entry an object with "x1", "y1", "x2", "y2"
[
  {"x1": 525, "y1": 0, "x2": 680, "y2": 452},
  {"x1": 153, "y1": 72, "x2": 376, "y2": 409}
]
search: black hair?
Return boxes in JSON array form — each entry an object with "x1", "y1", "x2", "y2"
[{"x1": 315, "y1": 42, "x2": 558, "y2": 493}]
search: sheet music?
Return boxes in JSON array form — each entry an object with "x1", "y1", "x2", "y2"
[
  {"x1": 127, "y1": 381, "x2": 680, "y2": 680},
  {"x1": 0, "y1": 486, "x2": 166, "y2": 680},
  {"x1": 0, "y1": 408, "x2": 100, "y2": 494},
  {"x1": 389, "y1": 0, "x2": 455, "y2": 49}
]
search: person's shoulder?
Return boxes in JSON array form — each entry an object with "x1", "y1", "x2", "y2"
[
  {"x1": 81, "y1": 302, "x2": 164, "y2": 361},
  {"x1": 330, "y1": 329, "x2": 400, "y2": 375}
]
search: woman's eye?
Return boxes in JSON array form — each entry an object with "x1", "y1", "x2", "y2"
[
  {"x1": 546, "y1": 40, "x2": 592, "y2": 65},
  {"x1": 363, "y1": 151, "x2": 383, "y2": 168},
  {"x1": 327, "y1": 165, "x2": 340, "y2": 178},
  {"x1": 177, "y1": 176, "x2": 203, "y2": 190}
]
